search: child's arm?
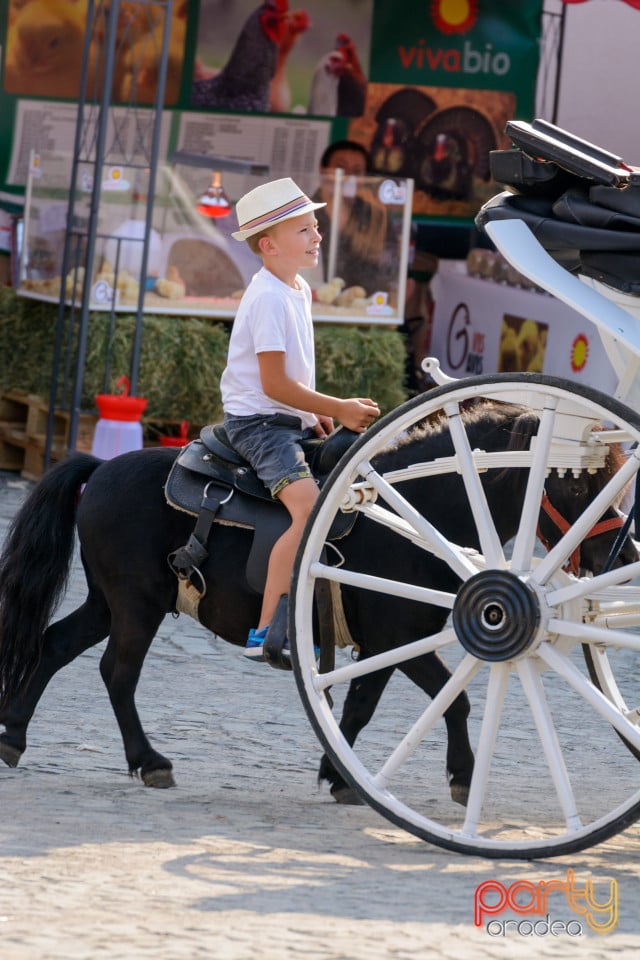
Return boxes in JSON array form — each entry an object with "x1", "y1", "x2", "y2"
[{"x1": 258, "y1": 351, "x2": 380, "y2": 433}]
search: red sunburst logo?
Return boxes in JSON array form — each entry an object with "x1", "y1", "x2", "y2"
[
  {"x1": 430, "y1": 0, "x2": 479, "y2": 35},
  {"x1": 571, "y1": 334, "x2": 589, "y2": 372}
]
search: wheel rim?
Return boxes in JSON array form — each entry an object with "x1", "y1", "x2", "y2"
[
  {"x1": 583, "y1": 643, "x2": 640, "y2": 760},
  {"x1": 290, "y1": 374, "x2": 640, "y2": 858}
]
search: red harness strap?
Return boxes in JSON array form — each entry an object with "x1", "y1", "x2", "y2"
[{"x1": 537, "y1": 493, "x2": 625, "y2": 575}]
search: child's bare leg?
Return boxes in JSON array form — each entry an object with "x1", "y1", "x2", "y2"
[{"x1": 258, "y1": 477, "x2": 319, "y2": 628}]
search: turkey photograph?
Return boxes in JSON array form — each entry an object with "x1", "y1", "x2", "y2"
[{"x1": 349, "y1": 82, "x2": 516, "y2": 217}]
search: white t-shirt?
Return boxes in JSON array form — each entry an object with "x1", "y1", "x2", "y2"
[{"x1": 220, "y1": 266, "x2": 318, "y2": 429}]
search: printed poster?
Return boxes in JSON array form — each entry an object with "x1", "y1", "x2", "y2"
[{"x1": 192, "y1": 0, "x2": 373, "y2": 116}]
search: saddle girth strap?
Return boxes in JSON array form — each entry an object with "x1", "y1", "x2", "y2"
[{"x1": 168, "y1": 481, "x2": 234, "y2": 595}]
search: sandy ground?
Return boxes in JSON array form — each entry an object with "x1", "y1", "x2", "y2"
[{"x1": 1, "y1": 471, "x2": 639, "y2": 960}]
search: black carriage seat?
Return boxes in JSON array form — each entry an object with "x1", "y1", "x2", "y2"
[{"x1": 476, "y1": 119, "x2": 640, "y2": 293}]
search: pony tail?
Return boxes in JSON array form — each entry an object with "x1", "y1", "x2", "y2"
[{"x1": 0, "y1": 453, "x2": 102, "y2": 708}]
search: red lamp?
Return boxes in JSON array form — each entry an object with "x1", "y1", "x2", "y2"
[{"x1": 196, "y1": 171, "x2": 231, "y2": 218}]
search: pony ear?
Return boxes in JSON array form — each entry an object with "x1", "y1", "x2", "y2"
[
  {"x1": 487, "y1": 410, "x2": 540, "y2": 490},
  {"x1": 508, "y1": 412, "x2": 540, "y2": 451}
]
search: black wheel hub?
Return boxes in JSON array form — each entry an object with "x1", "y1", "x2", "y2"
[{"x1": 452, "y1": 570, "x2": 540, "y2": 662}]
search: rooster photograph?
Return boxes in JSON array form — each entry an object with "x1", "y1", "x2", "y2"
[
  {"x1": 192, "y1": 0, "x2": 372, "y2": 115},
  {"x1": 308, "y1": 32, "x2": 367, "y2": 117},
  {"x1": 191, "y1": 0, "x2": 291, "y2": 112},
  {"x1": 269, "y1": 9, "x2": 311, "y2": 112}
]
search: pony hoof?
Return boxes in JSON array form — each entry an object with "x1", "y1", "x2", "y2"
[
  {"x1": 331, "y1": 785, "x2": 364, "y2": 805},
  {"x1": 0, "y1": 742, "x2": 22, "y2": 768},
  {"x1": 142, "y1": 768, "x2": 176, "y2": 788},
  {"x1": 450, "y1": 783, "x2": 469, "y2": 807}
]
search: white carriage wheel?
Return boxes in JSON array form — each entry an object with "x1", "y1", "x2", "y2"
[
  {"x1": 582, "y1": 644, "x2": 640, "y2": 760},
  {"x1": 290, "y1": 373, "x2": 640, "y2": 859}
]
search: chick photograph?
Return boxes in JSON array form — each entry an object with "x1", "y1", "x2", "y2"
[{"x1": 4, "y1": 0, "x2": 189, "y2": 105}]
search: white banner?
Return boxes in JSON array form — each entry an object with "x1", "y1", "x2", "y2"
[{"x1": 428, "y1": 262, "x2": 617, "y2": 394}]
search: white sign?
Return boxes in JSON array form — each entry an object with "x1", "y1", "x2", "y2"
[{"x1": 429, "y1": 263, "x2": 618, "y2": 394}]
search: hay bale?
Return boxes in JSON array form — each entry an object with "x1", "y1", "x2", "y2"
[{"x1": 0, "y1": 288, "x2": 408, "y2": 423}]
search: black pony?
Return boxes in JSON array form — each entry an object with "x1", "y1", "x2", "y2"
[{"x1": 0, "y1": 400, "x2": 635, "y2": 802}]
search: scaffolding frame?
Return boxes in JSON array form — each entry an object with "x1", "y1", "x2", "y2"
[{"x1": 45, "y1": 0, "x2": 173, "y2": 464}]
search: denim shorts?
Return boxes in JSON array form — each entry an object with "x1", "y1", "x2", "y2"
[{"x1": 223, "y1": 412, "x2": 316, "y2": 498}]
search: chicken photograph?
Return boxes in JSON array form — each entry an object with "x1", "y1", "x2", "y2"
[
  {"x1": 7, "y1": 0, "x2": 368, "y2": 116},
  {"x1": 308, "y1": 31, "x2": 367, "y2": 117},
  {"x1": 114, "y1": 0, "x2": 188, "y2": 104},
  {"x1": 348, "y1": 82, "x2": 514, "y2": 217},
  {"x1": 334, "y1": 32, "x2": 367, "y2": 117},
  {"x1": 417, "y1": 131, "x2": 473, "y2": 202},
  {"x1": 498, "y1": 316, "x2": 549, "y2": 373},
  {"x1": 193, "y1": 0, "x2": 372, "y2": 116},
  {"x1": 191, "y1": 0, "x2": 291, "y2": 112},
  {"x1": 269, "y1": 9, "x2": 311, "y2": 112}
]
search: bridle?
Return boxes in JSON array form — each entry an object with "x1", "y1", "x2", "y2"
[{"x1": 537, "y1": 493, "x2": 626, "y2": 575}]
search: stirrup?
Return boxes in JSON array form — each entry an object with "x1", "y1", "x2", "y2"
[{"x1": 263, "y1": 595, "x2": 292, "y2": 671}]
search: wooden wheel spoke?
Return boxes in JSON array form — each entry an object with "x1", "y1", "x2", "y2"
[
  {"x1": 538, "y1": 643, "x2": 640, "y2": 753},
  {"x1": 547, "y1": 617, "x2": 640, "y2": 652},
  {"x1": 510, "y1": 400, "x2": 557, "y2": 571},
  {"x1": 462, "y1": 663, "x2": 510, "y2": 837},
  {"x1": 309, "y1": 560, "x2": 456, "y2": 608},
  {"x1": 312, "y1": 628, "x2": 457, "y2": 692},
  {"x1": 355, "y1": 459, "x2": 480, "y2": 580},
  {"x1": 445, "y1": 402, "x2": 505, "y2": 568},
  {"x1": 532, "y1": 451, "x2": 640, "y2": 586},
  {"x1": 516, "y1": 657, "x2": 582, "y2": 832},
  {"x1": 372, "y1": 655, "x2": 482, "y2": 789}
]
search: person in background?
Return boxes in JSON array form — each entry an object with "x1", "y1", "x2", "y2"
[
  {"x1": 314, "y1": 139, "x2": 396, "y2": 292},
  {"x1": 320, "y1": 139, "x2": 370, "y2": 177},
  {"x1": 317, "y1": 139, "x2": 428, "y2": 397},
  {"x1": 221, "y1": 177, "x2": 380, "y2": 663}
]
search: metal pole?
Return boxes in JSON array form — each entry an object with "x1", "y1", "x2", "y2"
[
  {"x1": 130, "y1": 0, "x2": 174, "y2": 394},
  {"x1": 66, "y1": 0, "x2": 122, "y2": 451},
  {"x1": 44, "y1": 0, "x2": 97, "y2": 467},
  {"x1": 552, "y1": 4, "x2": 567, "y2": 125}
]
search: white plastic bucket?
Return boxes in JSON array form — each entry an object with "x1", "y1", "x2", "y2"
[{"x1": 91, "y1": 418, "x2": 143, "y2": 459}]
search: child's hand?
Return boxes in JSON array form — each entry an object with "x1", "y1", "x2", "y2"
[
  {"x1": 337, "y1": 398, "x2": 380, "y2": 433},
  {"x1": 314, "y1": 415, "x2": 335, "y2": 437}
]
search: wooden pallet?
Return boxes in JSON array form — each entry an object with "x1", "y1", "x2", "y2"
[{"x1": 0, "y1": 391, "x2": 97, "y2": 482}]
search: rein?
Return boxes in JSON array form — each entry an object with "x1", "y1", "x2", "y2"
[{"x1": 537, "y1": 493, "x2": 625, "y2": 575}]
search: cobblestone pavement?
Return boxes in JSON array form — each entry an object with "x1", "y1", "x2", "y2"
[{"x1": 1, "y1": 470, "x2": 639, "y2": 960}]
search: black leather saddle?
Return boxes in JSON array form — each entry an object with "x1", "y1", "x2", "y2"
[
  {"x1": 165, "y1": 423, "x2": 359, "y2": 594},
  {"x1": 477, "y1": 119, "x2": 640, "y2": 292}
]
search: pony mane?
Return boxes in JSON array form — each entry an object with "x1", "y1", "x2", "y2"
[
  {"x1": 378, "y1": 400, "x2": 624, "y2": 495},
  {"x1": 376, "y1": 399, "x2": 538, "y2": 470}
]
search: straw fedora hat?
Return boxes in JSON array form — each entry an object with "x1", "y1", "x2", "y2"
[{"x1": 231, "y1": 177, "x2": 325, "y2": 241}]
